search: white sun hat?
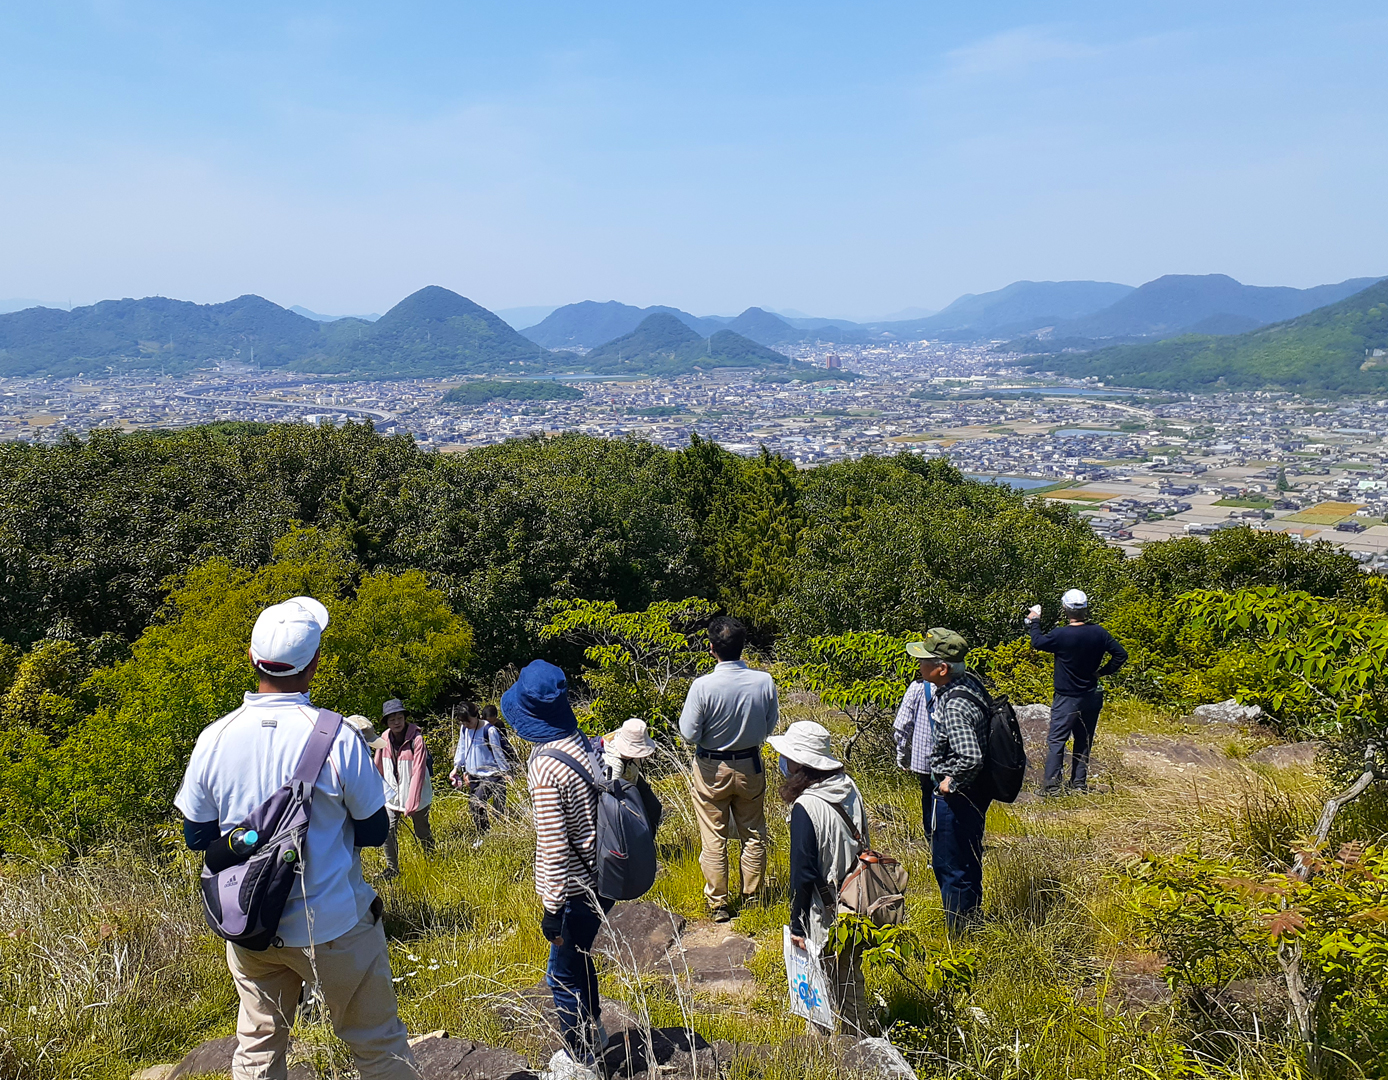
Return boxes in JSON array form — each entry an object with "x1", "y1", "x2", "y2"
[
  {"x1": 604, "y1": 717, "x2": 658, "y2": 759},
  {"x1": 766, "y1": 721, "x2": 843, "y2": 772},
  {"x1": 249, "y1": 596, "x2": 330, "y2": 677},
  {"x1": 1061, "y1": 588, "x2": 1089, "y2": 610},
  {"x1": 344, "y1": 714, "x2": 388, "y2": 751}
]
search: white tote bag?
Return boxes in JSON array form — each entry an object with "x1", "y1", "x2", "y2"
[{"x1": 783, "y1": 925, "x2": 836, "y2": 1030}]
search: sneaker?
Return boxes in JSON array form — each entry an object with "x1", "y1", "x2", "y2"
[
  {"x1": 542, "y1": 1049, "x2": 600, "y2": 1080},
  {"x1": 711, "y1": 906, "x2": 733, "y2": 924},
  {"x1": 1067, "y1": 784, "x2": 1090, "y2": 795},
  {"x1": 1039, "y1": 786, "x2": 1062, "y2": 799}
]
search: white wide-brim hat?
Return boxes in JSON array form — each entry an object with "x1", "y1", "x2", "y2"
[
  {"x1": 766, "y1": 721, "x2": 843, "y2": 772},
  {"x1": 345, "y1": 714, "x2": 388, "y2": 751},
  {"x1": 605, "y1": 717, "x2": 657, "y2": 759}
]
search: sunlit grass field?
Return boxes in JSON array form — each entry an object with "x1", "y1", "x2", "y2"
[{"x1": 0, "y1": 696, "x2": 1331, "y2": 1079}]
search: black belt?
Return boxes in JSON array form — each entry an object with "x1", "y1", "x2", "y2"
[{"x1": 696, "y1": 746, "x2": 760, "y2": 761}]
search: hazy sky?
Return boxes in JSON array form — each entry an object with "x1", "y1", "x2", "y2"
[{"x1": 1, "y1": 2, "x2": 1385, "y2": 320}]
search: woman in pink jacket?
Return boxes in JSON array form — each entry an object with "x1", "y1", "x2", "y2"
[{"x1": 375, "y1": 698, "x2": 434, "y2": 879}]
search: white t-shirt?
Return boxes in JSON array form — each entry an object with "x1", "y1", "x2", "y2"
[{"x1": 174, "y1": 691, "x2": 386, "y2": 948}]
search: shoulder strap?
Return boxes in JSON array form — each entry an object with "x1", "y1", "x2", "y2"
[
  {"x1": 805, "y1": 791, "x2": 863, "y2": 845},
  {"x1": 532, "y1": 747, "x2": 599, "y2": 791},
  {"x1": 293, "y1": 709, "x2": 344, "y2": 785}
]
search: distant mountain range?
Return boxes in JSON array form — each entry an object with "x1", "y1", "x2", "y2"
[
  {"x1": 893, "y1": 280, "x2": 1136, "y2": 340},
  {"x1": 0, "y1": 287, "x2": 801, "y2": 379},
  {"x1": 582, "y1": 313, "x2": 796, "y2": 375},
  {"x1": 1026, "y1": 278, "x2": 1388, "y2": 393},
  {"x1": 524, "y1": 301, "x2": 868, "y2": 349},
  {"x1": 289, "y1": 305, "x2": 381, "y2": 323}
]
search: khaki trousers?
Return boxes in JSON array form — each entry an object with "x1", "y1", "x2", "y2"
[
  {"x1": 690, "y1": 754, "x2": 768, "y2": 908},
  {"x1": 226, "y1": 910, "x2": 417, "y2": 1080}
]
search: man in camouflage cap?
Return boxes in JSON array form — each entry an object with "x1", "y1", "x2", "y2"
[{"x1": 907, "y1": 628, "x2": 994, "y2": 932}]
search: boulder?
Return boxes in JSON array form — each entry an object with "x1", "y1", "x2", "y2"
[
  {"x1": 840, "y1": 1037, "x2": 915, "y2": 1080},
  {"x1": 410, "y1": 1035, "x2": 539, "y2": 1079},
  {"x1": 1247, "y1": 741, "x2": 1323, "y2": 769},
  {"x1": 131, "y1": 1067, "x2": 174, "y2": 1080},
  {"x1": 165, "y1": 1034, "x2": 322, "y2": 1079},
  {"x1": 1191, "y1": 700, "x2": 1263, "y2": 725},
  {"x1": 601, "y1": 1026, "x2": 723, "y2": 1080},
  {"x1": 665, "y1": 926, "x2": 757, "y2": 998},
  {"x1": 594, "y1": 902, "x2": 686, "y2": 972}
]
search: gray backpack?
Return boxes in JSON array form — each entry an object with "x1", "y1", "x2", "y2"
[
  {"x1": 532, "y1": 742, "x2": 658, "y2": 901},
  {"x1": 200, "y1": 709, "x2": 343, "y2": 951}
]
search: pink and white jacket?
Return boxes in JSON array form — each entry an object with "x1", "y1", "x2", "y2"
[{"x1": 375, "y1": 723, "x2": 433, "y2": 815}]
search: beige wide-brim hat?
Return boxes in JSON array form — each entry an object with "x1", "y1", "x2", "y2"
[
  {"x1": 345, "y1": 714, "x2": 388, "y2": 751},
  {"x1": 766, "y1": 721, "x2": 842, "y2": 772},
  {"x1": 604, "y1": 717, "x2": 657, "y2": 759}
]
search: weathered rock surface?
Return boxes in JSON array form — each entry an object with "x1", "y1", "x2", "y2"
[
  {"x1": 167, "y1": 1034, "x2": 314, "y2": 1079},
  {"x1": 1247, "y1": 741, "x2": 1322, "y2": 769},
  {"x1": 840, "y1": 1037, "x2": 916, "y2": 1079},
  {"x1": 130, "y1": 1067, "x2": 174, "y2": 1080},
  {"x1": 1120, "y1": 736, "x2": 1239, "y2": 782},
  {"x1": 594, "y1": 902, "x2": 687, "y2": 972},
  {"x1": 602, "y1": 1026, "x2": 726, "y2": 1080},
  {"x1": 410, "y1": 1034, "x2": 539, "y2": 1079},
  {"x1": 1192, "y1": 699, "x2": 1263, "y2": 725},
  {"x1": 666, "y1": 925, "x2": 758, "y2": 998}
]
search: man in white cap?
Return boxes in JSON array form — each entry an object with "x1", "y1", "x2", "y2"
[
  {"x1": 174, "y1": 597, "x2": 416, "y2": 1080},
  {"x1": 1025, "y1": 589, "x2": 1128, "y2": 796}
]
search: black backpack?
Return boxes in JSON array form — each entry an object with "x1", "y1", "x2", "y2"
[
  {"x1": 200, "y1": 709, "x2": 343, "y2": 951},
  {"x1": 942, "y1": 682, "x2": 1028, "y2": 804},
  {"x1": 532, "y1": 743, "x2": 658, "y2": 901}
]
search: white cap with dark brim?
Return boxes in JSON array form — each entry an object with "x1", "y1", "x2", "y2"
[{"x1": 249, "y1": 597, "x2": 329, "y2": 677}]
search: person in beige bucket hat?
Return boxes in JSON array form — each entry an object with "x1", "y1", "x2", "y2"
[
  {"x1": 599, "y1": 718, "x2": 663, "y2": 836},
  {"x1": 767, "y1": 720, "x2": 871, "y2": 1037}
]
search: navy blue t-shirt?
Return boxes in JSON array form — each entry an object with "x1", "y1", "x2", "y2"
[{"x1": 1027, "y1": 621, "x2": 1128, "y2": 696}]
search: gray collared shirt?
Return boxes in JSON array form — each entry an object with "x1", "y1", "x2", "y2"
[{"x1": 678, "y1": 660, "x2": 779, "y2": 752}]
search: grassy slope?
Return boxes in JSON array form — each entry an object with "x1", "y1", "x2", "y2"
[{"x1": 0, "y1": 698, "x2": 1324, "y2": 1079}]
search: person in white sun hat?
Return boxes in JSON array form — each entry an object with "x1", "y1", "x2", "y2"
[
  {"x1": 599, "y1": 717, "x2": 663, "y2": 836},
  {"x1": 767, "y1": 720, "x2": 871, "y2": 1038},
  {"x1": 1025, "y1": 588, "x2": 1128, "y2": 796},
  {"x1": 174, "y1": 597, "x2": 416, "y2": 1080}
]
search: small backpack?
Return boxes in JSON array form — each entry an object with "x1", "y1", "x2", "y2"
[
  {"x1": 200, "y1": 709, "x2": 343, "y2": 951},
  {"x1": 944, "y1": 683, "x2": 1028, "y2": 804},
  {"x1": 533, "y1": 743, "x2": 658, "y2": 901},
  {"x1": 820, "y1": 797, "x2": 909, "y2": 927},
  {"x1": 485, "y1": 722, "x2": 520, "y2": 769}
]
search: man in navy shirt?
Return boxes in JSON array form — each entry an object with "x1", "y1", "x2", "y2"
[{"x1": 1025, "y1": 589, "x2": 1128, "y2": 796}]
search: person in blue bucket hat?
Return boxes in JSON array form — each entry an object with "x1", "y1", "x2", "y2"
[{"x1": 504, "y1": 661, "x2": 615, "y2": 1075}]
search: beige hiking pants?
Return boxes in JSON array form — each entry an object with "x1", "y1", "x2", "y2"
[
  {"x1": 690, "y1": 753, "x2": 768, "y2": 908},
  {"x1": 226, "y1": 910, "x2": 417, "y2": 1080}
]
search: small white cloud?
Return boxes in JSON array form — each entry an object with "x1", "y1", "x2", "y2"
[{"x1": 946, "y1": 26, "x2": 1102, "y2": 78}]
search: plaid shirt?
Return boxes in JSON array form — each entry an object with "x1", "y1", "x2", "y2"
[
  {"x1": 929, "y1": 671, "x2": 990, "y2": 789},
  {"x1": 892, "y1": 679, "x2": 934, "y2": 776}
]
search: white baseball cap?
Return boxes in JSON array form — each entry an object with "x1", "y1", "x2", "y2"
[
  {"x1": 249, "y1": 597, "x2": 330, "y2": 677},
  {"x1": 1061, "y1": 588, "x2": 1089, "y2": 610}
]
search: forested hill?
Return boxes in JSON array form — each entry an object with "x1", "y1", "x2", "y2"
[
  {"x1": 581, "y1": 313, "x2": 800, "y2": 374},
  {"x1": 1024, "y1": 277, "x2": 1388, "y2": 392}
]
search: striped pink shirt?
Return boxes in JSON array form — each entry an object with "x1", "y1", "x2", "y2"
[{"x1": 526, "y1": 733, "x2": 599, "y2": 912}]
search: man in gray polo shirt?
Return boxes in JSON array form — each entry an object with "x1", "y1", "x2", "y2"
[{"x1": 678, "y1": 616, "x2": 779, "y2": 922}]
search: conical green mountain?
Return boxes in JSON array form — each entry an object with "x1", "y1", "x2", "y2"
[
  {"x1": 582, "y1": 312, "x2": 794, "y2": 374},
  {"x1": 1032, "y1": 278, "x2": 1388, "y2": 392}
]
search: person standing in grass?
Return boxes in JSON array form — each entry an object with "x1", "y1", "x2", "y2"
[
  {"x1": 505, "y1": 660, "x2": 614, "y2": 1073},
  {"x1": 911, "y1": 628, "x2": 993, "y2": 934},
  {"x1": 771, "y1": 720, "x2": 872, "y2": 1038},
  {"x1": 678, "y1": 615, "x2": 779, "y2": 923},
  {"x1": 599, "y1": 716, "x2": 663, "y2": 836},
  {"x1": 375, "y1": 697, "x2": 434, "y2": 879},
  {"x1": 1025, "y1": 588, "x2": 1128, "y2": 796},
  {"x1": 449, "y1": 701, "x2": 511, "y2": 847},
  {"x1": 175, "y1": 597, "x2": 417, "y2": 1080},
  {"x1": 892, "y1": 655, "x2": 935, "y2": 839}
]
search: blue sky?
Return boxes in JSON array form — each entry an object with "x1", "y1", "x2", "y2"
[{"x1": 1, "y1": 1, "x2": 1385, "y2": 320}]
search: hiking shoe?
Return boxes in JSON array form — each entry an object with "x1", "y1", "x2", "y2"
[
  {"x1": 1067, "y1": 784, "x2": 1090, "y2": 795},
  {"x1": 379, "y1": 868, "x2": 400, "y2": 882},
  {"x1": 711, "y1": 906, "x2": 733, "y2": 924},
  {"x1": 1039, "y1": 786, "x2": 1063, "y2": 798}
]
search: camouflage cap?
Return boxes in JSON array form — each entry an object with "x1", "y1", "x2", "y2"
[{"x1": 905, "y1": 628, "x2": 969, "y2": 662}]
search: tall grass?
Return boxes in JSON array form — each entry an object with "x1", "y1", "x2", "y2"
[{"x1": 0, "y1": 699, "x2": 1329, "y2": 1079}]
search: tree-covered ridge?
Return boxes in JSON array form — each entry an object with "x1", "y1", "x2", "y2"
[
  {"x1": 1023, "y1": 278, "x2": 1388, "y2": 392},
  {"x1": 582, "y1": 313, "x2": 799, "y2": 375},
  {"x1": 442, "y1": 380, "x2": 584, "y2": 404}
]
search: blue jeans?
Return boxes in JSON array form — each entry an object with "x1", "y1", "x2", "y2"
[
  {"x1": 931, "y1": 789, "x2": 990, "y2": 933},
  {"x1": 1044, "y1": 691, "x2": 1103, "y2": 791},
  {"x1": 546, "y1": 894, "x2": 615, "y2": 1058}
]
